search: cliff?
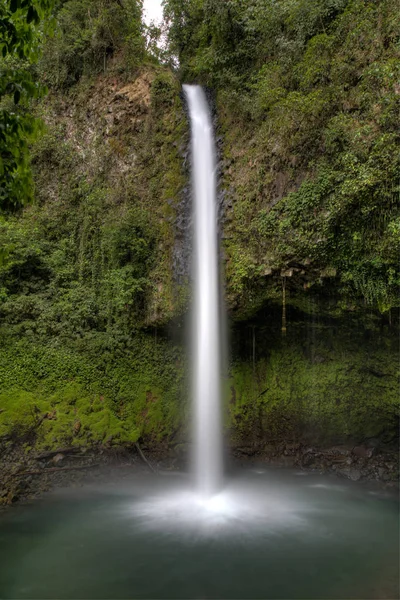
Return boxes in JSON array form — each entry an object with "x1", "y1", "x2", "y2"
[{"x1": 0, "y1": 0, "x2": 398, "y2": 493}]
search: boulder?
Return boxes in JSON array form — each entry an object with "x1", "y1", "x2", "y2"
[
  {"x1": 52, "y1": 453, "x2": 65, "y2": 465},
  {"x1": 352, "y1": 445, "x2": 373, "y2": 459}
]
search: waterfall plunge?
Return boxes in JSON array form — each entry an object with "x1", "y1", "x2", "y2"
[{"x1": 183, "y1": 85, "x2": 223, "y2": 497}]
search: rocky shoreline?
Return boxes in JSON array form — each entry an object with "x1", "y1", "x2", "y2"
[
  {"x1": 0, "y1": 443, "x2": 150, "y2": 508},
  {"x1": 0, "y1": 438, "x2": 398, "y2": 508},
  {"x1": 232, "y1": 440, "x2": 399, "y2": 485}
]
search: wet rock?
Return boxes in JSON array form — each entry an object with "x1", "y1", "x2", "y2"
[
  {"x1": 327, "y1": 446, "x2": 352, "y2": 456},
  {"x1": 328, "y1": 454, "x2": 351, "y2": 467},
  {"x1": 284, "y1": 443, "x2": 301, "y2": 455},
  {"x1": 337, "y1": 468, "x2": 349, "y2": 479},
  {"x1": 384, "y1": 462, "x2": 397, "y2": 473},
  {"x1": 366, "y1": 438, "x2": 381, "y2": 449},
  {"x1": 349, "y1": 469, "x2": 362, "y2": 481},
  {"x1": 303, "y1": 446, "x2": 315, "y2": 455},
  {"x1": 360, "y1": 467, "x2": 372, "y2": 478},
  {"x1": 302, "y1": 453, "x2": 317, "y2": 467},
  {"x1": 17, "y1": 479, "x2": 30, "y2": 492},
  {"x1": 263, "y1": 444, "x2": 276, "y2": 456},
  {"x1": 7, "y1": 489, "x2": 19, "y2": 504},
  {"x1": 174, "y1": 443, "x2": 190, "y2": 457},
  {"x1": 237, "y1": 446, "x2": 256, "y2": 457},
  {"x1": 52, "y1": 453, "x2": 65, "y2": 465},
  {"x1": 280, "y1": 456, "x2": 297, "y2": 467},
  {"x1": 352, "y1": 445, "x2": 373, "y2": 459},
  {"x1": 172, "y1": 443, "x2": 190, "y2": 469},
  {"x1": 337, "y1": 468, "x2": 362, "y2": 481}
]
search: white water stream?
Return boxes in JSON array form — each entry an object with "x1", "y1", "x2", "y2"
[{"x1": 183, "y1": 85, "x2": 223, "y2": 496}]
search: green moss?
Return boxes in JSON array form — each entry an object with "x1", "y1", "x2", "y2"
[
  {"x1": 0, "y1": 334, "x2": 185, "y2": 449},
  {"x1": 228, "y1": 332, "x2": 399, "y2": 444}
]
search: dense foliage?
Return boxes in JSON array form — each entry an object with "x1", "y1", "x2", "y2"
[
  {"x1": 0, "y1": 0, "x2": 182, "y2": 334},
  {"x1": 229, "y1": 320, "x2": 398, "y2": 446},
  {"x1": 39, "y1": 0, "x2": 145, "y2": 89},
  {"x1": 164, "y1": 0, "x2": 400, "y2": 314},
  {"x1": 0, "y1": 0, "x2": 189, "y2": 446},
  {"x1": 0, "y1": 0, "x2": 146, "y2": 212},
  {"x1": 0, "y1": 0, "x2": 53, "y2": 210},
  {"x1": 0, "y1": 66, "x2": 185, "y2": 336}
]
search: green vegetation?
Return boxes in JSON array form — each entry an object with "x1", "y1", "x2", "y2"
[
  {"x1": 0, "y1": 334, "x2": 185, "y2": 448},
  {"x1": 228, "y1": 329, "x2": 399, "y2": 445},
  {"x1": 0, "y1": 0, "x2": 189, "y2": 449},
  {"x1": 0, "y1": 0, "x2": 54, "y2": 210},
  {"x1": 164, "y1": 0, "x2": 400, "y2": 315},
  {"x1": 39, "y1": 0, "x2": 145, "y2": 89},
  {"x1": 0, "y1": 0, "x2": 398, "y2": 452}
]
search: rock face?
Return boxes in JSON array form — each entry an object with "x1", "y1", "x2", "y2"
[{"x1": 30, "y1": 64, "x2": 188, "y2": 329}]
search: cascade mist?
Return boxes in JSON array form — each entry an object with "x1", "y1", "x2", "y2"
[{"x1": 183, "y1": 85, "x2": 223, "y2": 497}]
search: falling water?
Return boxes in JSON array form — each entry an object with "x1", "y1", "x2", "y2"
[{"x1": 183, "y1": 85, "x2": 223, "y2": 497}]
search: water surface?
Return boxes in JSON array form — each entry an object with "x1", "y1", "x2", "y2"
[{"x1": 0, "y1": 469, "x2": 398, "y2": 599}]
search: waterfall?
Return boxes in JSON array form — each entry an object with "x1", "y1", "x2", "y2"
[{"x1": 183, "y1": 84, "x2": 223, "y2": 497}]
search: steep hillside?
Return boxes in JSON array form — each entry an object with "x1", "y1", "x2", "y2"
[
  {"x1": 0, "y1": 62, "x2": 189, "y2": 450},
  {"x1": 0, "y1": 0, "x2": 190, "y2": 454}
]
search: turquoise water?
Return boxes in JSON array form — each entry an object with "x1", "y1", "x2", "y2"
[{"x1": 0, "y1": 469, "x2": 398, "y2": 599}]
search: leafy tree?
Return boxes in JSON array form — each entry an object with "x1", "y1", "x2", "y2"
[
  {"x1": 0, "y1": 0, "x2": 54, "y2": 210},
  {"x1": 39, "y1": 0, "x2": 145, "y2": 88}
]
